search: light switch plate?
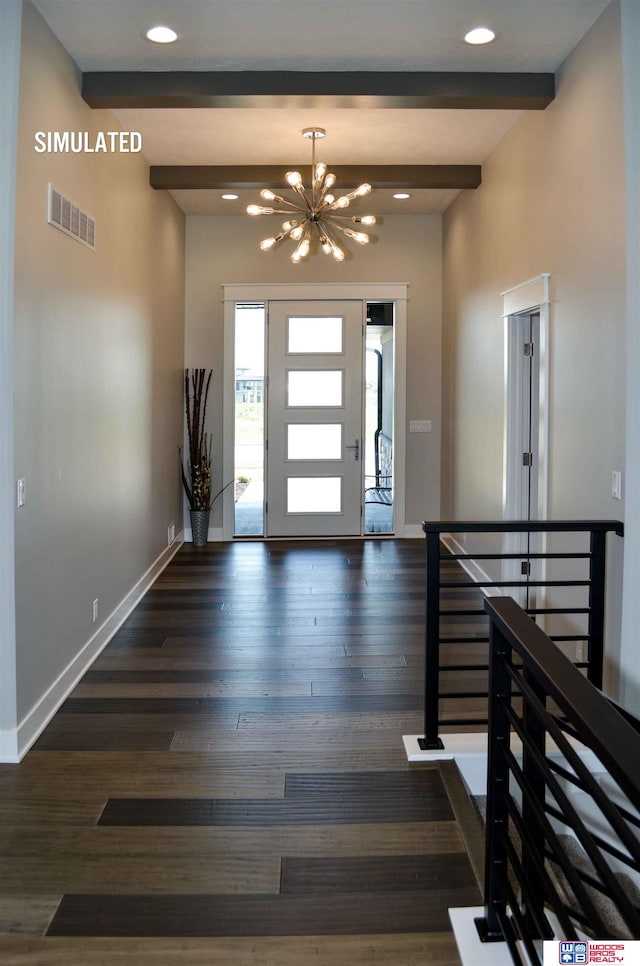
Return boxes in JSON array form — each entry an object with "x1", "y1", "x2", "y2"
[
  {"x1": 409, "y1": 420, "x2": 432, "y2": 433},
  {"x1": 612, "y1": 470, "x2": 622, "y2": 500},
  {"x1": 16, "y1": 478, "x2": 26, "y2": 508}
]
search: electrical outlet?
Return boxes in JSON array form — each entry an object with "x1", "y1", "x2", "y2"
[
  {"x1": 92, "y1": 598, "x2": 99, "y2": 623},
  {"x1": 409, "y1": 419, "x2": 432, "y2": 433},
  {"x1": 168, "y1": 522, "x2": 176, "y2": 546},
  {"x1": 16, "y1": 478, "x2": 26, "y2": 508}
]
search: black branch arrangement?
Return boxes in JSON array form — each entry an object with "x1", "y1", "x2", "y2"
[{"x1": 179, "y1": 368, "x2": 233, "y2": 511}]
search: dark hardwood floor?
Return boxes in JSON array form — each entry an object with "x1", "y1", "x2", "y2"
[{"x1": 0, "y1": 539, "x2": 483, "y2": 965}]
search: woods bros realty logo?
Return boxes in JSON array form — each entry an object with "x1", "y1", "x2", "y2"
[
  {"x1": 543, "y1": 941, "x2": 640, "y2": 964},
  {"x1": 34, "y1": 131, "x2": 142, "y2": 153}
]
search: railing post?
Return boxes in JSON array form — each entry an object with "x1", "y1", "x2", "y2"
[
  {"x1": 420, "y1": 527, "x2": 443, "y2": 750},
  {"x1": 475, "y1": 617, "x2": 511, "y2": 942},
  {"x1": 588, "y1": 529, "x2": 606, "y2": 690}
]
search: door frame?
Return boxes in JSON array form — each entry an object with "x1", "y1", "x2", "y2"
[
  {"x1": 222, "y1": 282, "x2": 408, "y2": 540},
  {"x1": 503, "y1": 273, "x2": 550, "y2": 523},
  {"x1": 502, "y1": 273, "x2": 551, "y2": 603}
]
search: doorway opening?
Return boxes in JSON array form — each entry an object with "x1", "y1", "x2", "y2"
[
  {"x1": 223, "y1": 283, "x2": 408, "y2": 541},
  {"x1": 502, "y1": 273, "x2": 550, "y2": 608}
]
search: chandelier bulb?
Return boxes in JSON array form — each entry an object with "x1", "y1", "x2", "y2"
[
  {"x1": 324, "y1": 173, "x2": 336, "y2": 189},
  {"x1": 290, "y1": 226, "x2": 304, "y2": 241},
  {"x1": 291, "y1": 237, "x2": 310, "y2": 263},
  {"x1": 355, "y1": 183, "x2": 372, "y2": 197},
  {"x1": 357, "y1": 215, "x2": 376, "y2": 226},
  {"x1": 260, "y1": 236, "x2": 278, "y2": 252},
  {"x1": 342, "y1": 228, "x2": 369, "y2": 245},
  {"x1": 260, "y1": 188, "x2": 276, "y2": 201},
  {"x1": 324, "y1": 194, "x2": 335, "y2": 206},
  {"x1": 286, "y1": 171, "x2": 303, "y2": 188},
  {"x1": 247, "y1": 204, "x2": 275, "y2": 216},
  {"x1": 331, "y1": 244, "x2": 345, "y2": 262},
  {"x1": 334, "y1": 196, "x2": 350, "y2": 209}
]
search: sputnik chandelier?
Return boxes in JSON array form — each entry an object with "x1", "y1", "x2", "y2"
[{"x1": 246, "y1": 128, "x2": 377, "y2": 263}]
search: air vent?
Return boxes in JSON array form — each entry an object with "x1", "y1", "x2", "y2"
[{"x1": 47, "y1": 183, "x2": 96, "y2": 251}]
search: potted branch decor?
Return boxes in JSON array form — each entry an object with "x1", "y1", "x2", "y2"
[{"x1": 179, "y1": 368, "x2": 231, "y2": 546}]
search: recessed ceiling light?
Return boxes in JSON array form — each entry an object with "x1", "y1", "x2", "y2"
[
  {"x1": 393, "y1": 193, "x2": 411, "y2": 200},
  {"x1": 464, "y1": 26, "x2": 496, "y2": 45},
  {"x1": 222, "y1": 193, "x2": 239, "y2": 201},
  {"x1": 145, "y1": 25, "x2": 179, "y2": 44}
]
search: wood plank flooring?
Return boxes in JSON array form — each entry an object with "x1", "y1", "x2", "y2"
[{"x1": 0, "y1": 539, "x2": 483, "y2": 965}]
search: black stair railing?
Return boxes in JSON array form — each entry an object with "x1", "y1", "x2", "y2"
[
  {"x1": 420, "y1": 521, "x2": 624, "y2": 750},
  {"x1": 476, "y1": 596, "x2": 640, "y2": 964}
]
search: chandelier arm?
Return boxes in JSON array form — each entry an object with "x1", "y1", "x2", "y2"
[
  {"x1": 259, "y1": 207, "x2": 307, "y2": 216},
  {"x1": 328, "y1": 213, "x2": 373, "y2": 221},
  {"x1": 273, "y1": 198, "x2": 305, "y2": 210}
]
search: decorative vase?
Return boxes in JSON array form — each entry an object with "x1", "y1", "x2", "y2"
[{"x1": 190, "y1": 509, "x2": 210, "y2": 546}]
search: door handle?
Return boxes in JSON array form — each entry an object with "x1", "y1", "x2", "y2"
[{"x1": 346, "y1": 439, "x2": 360, "y2": 461}]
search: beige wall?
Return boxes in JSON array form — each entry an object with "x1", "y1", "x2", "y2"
[
  {"x1": 12, "y1": 2, "x2": 185, "y2": 725},
  {"x1": 442, "y1": 2, "x2": 626, "y2": 682},
  {"x1": 185, "y1": 213, "x2": 443, "y2": 530}
]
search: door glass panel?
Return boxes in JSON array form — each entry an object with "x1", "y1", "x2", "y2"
[
  {"x1": 287, "y1": 477, "x2": 342, "y2": 514},
  {"x1": 287, "y1": 370, "x2": 343, "y2": 407},
  {"x1": 287, "y1": 424, "x2": 342, "y2": 461},
  {"x1": 288, "y1": 316, "x2": 343, "y2": 354}
]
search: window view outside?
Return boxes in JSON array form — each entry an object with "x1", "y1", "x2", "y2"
[
  {"x1": 364, "y1": 316, "x2": 394, "y2": 533},
  {"x1": 234, "y1": 305, "x2": 265, "y2": 535}
]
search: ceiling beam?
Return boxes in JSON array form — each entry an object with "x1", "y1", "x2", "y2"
[
  {"x1": 82, "y1": 71, "x2": 554, "y2": 110},
  {"x1": 150, "y1": 165, "x2": 482, "y2": 191}
]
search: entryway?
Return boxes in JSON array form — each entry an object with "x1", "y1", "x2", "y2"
[{"x1": 224, "y1": 283, "x2": 408, "y2": 540}]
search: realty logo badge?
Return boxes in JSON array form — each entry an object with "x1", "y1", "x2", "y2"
[
  {"x1": 559, "y1": 942, "x2": 589, "y2": 964},
  {"x1": 544, "y1": 941, "x2": 640, "y2": 965}
]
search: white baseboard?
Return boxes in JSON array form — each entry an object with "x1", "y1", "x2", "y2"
[
  {"x1": 0, "y1": 537, "x2": 184, "y2": 763},
  {"x1": 0, "y1": 728, "x2": 19, "y2": 764},
  {"x1": 440, "y1": 533, "x2": 501, "y2": 597},
  {"x1": 184, "y1": 527, "x2": 224, "y2": 543},
  {"x1": 404, "y1": 524, "x2": 424, "y2": 538}
]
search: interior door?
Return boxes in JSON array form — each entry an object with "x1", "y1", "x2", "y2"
[
  {"x1": 504, "y1": 310, "x2": 541, "y2": 605},
  {"x1": 266, "y1": 300, "x2": 363, "y2": 537}
]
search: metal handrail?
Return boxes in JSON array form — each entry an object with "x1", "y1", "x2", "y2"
[
  {"x1": 420, "y1": 520, "x2": 624, "y2": 750},
  {"x1": 475, "y1": 596, "x2": 640, "y2": 963}
]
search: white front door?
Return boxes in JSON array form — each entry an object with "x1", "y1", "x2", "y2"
[{"x1": 266, "y1": 300, "x2": 363, "y2": 537}]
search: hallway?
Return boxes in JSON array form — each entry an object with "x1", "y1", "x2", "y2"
[{"x1": 0, "y1": 539, "x2": 481, "y2": 964}]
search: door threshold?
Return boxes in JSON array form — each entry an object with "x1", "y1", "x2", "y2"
[{"x1": 232, "y1": 533, "x2": 397, "y2": 542}]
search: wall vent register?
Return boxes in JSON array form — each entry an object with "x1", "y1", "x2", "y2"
[{"x1": 47, "y1": 183, "x2": 96, "y2": 251}]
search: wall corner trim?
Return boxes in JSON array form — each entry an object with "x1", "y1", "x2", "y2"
[{"x1": 0, "y1": 538, "x2": 184, "y2": 764}]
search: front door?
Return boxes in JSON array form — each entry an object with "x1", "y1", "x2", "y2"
[{"x1": 266, "y1": 300, "x2": 363, "y2": 537}]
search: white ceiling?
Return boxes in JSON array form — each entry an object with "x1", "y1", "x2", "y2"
[{"x1": 32, "y1": 0, "x2": 612, "y2": 215}]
